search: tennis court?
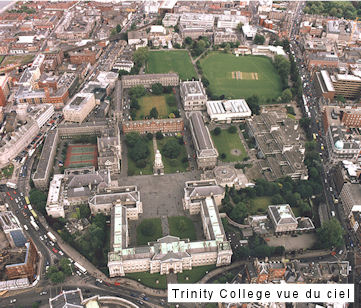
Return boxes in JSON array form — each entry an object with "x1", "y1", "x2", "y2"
[{"x1": 64, "y1": 144, "x2": 98, "y2": 168}]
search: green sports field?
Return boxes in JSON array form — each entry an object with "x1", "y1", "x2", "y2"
[
  {"x1": 145, "y1": 50, "x2": 197, "y2": 81},
  {"x1": 200, "y1": 52, "x2": 282, "y2": 99}
]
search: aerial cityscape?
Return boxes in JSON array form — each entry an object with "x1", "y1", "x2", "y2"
[{"x1": 0, "y1": 0, "x2": 360, "y2": 307}]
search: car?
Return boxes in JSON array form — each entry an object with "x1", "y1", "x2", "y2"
[
  {"x1": 6, "y1": 192, "x2": 10, "y2": 196},
  {"x1": 40, "y1": 236, "x2": 44, "y2": 241},
  {"x1": 49, "y1": 241, "x2": 55, "y2": 246},
  {"x1": 10, "y1": 299, "x2": 17, "y2": 304},
  {"x1": 52, "y1": 248, "x2": 58, "y2": 253},
  {"x1": 131, "y1": 293, "x2": 137, "y2": 297},
  {"x1": 13, "y1": 190, "x2": 16, "y2": 194},
  {"x1": 143, "y1": 296, "x2": 150, "y2": 301},
  {"x1": 40, "y1": 291, "x2": 47, "y2": 295},
  {"x1": 58, "y1": 250, "x2": 64, "y2": 256},
  {"x1": 10, "y1": 197, "x2": 13, "y2": 200},
  {"x1": 136, "y1": 300, "x2": 144, "y2": 305}
]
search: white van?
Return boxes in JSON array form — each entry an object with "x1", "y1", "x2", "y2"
[{"x1": 23, "y1": 224, "x2": 29, "y2": 231}]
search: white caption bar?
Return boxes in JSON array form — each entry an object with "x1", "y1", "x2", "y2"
[{"x1": 168, "y1": 284, "x2": 354, "y2": 303}]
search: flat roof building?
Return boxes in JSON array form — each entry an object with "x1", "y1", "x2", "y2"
[
  {"x1": 206, "y1": 99, "x2": 251, "y2": 123},
  {"x1": 63, "y1": 92, "x2": 96, "y2": 123},
  {"x1": 189, "y1": 112, "x2": 218, "y2": 170},
  {"x1": 340, "y1": 183, "x2": 361, "y2": 218},
  {"x1": 32, "y1": 129, "x2": 59, "y2": 190}
]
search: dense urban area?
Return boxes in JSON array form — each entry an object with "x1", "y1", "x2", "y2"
[{"x1": 0, "y1": 0, "x2": 360, "y2": 307}]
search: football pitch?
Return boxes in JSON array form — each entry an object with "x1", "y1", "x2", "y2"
[
  {"x1": 145, "y1": 50, "x2": 197, "y2": 81},
  {"x1": 200, "y1": 52, "x2": 282, "y2": 99}
]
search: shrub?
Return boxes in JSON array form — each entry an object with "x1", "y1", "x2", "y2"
[
  {"x1": 220, "y1": 153, "x2": 226, "y2": 159},
  {"x1": 213, "y1": 127, "x2": 221, "y2": 136},
  {"x1": 156, "y1": 131, "x2": 163, "y2": 140},
  {"x1": 135, "y1": 159, "x2": 147, "y2": 168},
  {"x1": 235, "y1": 163, "x2": 242, "y2": 169},
  {"x1": 146, "y1": 133, "x2": 153, "y2": 140}
]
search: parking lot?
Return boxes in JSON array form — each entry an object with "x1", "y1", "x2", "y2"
[{"x1": 267, "y1": 233, "x2": 317, "y2": 252}]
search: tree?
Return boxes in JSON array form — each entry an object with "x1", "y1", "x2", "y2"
[
  {"x1": 235, "y1": 163, "x2": 242, "y2": 169},
  {"x1": 130, "y1": 139, "x2": 150, "y2": 161},
  {"x1": 130, "y1": 98, "x2": 140, "y2": 110},
  {"x1": 281, "y1": 88, "x2": 292, "y2": 103},
  {"x1": 201, "y1": 77, "x2": 209, "y2": 87},
  {"x1": 184, "y1": 37, "x2": 193, "y2": 45},
  {"x1": 220, "y1": 153, "x2": 227, "y2": 159},
  {"x1": 228, "y1": 126, "x2": 237, "y2": 134},
  {"x1": 247, "y1": 95, "x2": 261, "y2": 115},
  {"x1": 162, "y1": 139, "x2": 181, "y2": 158},
  {"x1": 213, "y1": 127, "x2": 221, "y2": 136},
  {"x1": 336, "y1": 95, "x2": 346, "y2": 104},
  {"x1": 149, "y1": 107, "x2": 159, "y2": 119},
  {"x1": 50, "y1": 271, "x2": 65, "y2": 284},
  {"x1": 156, "y1": 131, "x2": 163, "y2": 140},
  {"x1": 253, "y1": 34, "x2": 265, "y2": 45},
  {"x1": 271, "y1": 194, "x2": 285, "y2": 204},
  {"x1": 126, "y1": 132, "x2": 141, "y2": 147},
  {"x1": 116, "y1": 24, "x2": 122, "y2": 33},
  {"x1": 29, "y1": 189, "x2": 47, "y2": 215},
  {"x1": 118, "y1": 69, "x2": 129, "y2": 78},
  {"x1": 236, "y1": 22, "x2": 244, "y2": 33},
  {"x1": 229, "y1": 202, "x2": 248, "y2": 223},
  {"x1": 146, "y1": 132, "x2": 153, "y2": 140},
  {"x1": 79, "y1": 204, "x2": 90, "y2": 219},
  {"x1": 129, "y1": 85, "x2": 146, "y2": 98},
  {"x1": 223, "y1": 43, "x2": 231, "y2": 53},
  {"x1": 59, "y1": 258, "x2": 72, "y2": 277},
  {"x1": 317, "y1": 218, "x2": 344, "y2": 249},
  {"x1": 151, "y1": 83, "x2": 163, "y2": 95},
  {"x1": 133, "y1": 47, "x2": 149, "y2": 65},
  {"x1": 136, "y1": 159, "x2": 147, "y2": 168}
]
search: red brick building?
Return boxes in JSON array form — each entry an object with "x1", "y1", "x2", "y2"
[
  {"x1": 122, "y1": 118, "x2": 184, "y2": 134},
  {"x1": 0, "y1": 75, "x2": 11, "y2": 107},
  {"x1": 341, "y1": 108, "x2": 361, "y2": 128},
  {"x1": 5, "y1": 240, "x2": 38, "y2": 281},
  {"x1": 69, "y1": 50, "x2": 97, "y2": 65}
]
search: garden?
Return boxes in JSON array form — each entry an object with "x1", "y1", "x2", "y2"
[{"x1": 211, "y1": 126, "x2": 248, "y2": 162}]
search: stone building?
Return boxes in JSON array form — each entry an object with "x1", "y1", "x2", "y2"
[
  {"x1": 180, "y1": 80, "x2": 207, "y2": 111},
  {"x1": 97, "y1": 126, "x2": 121, "y2": 174},
  {"x1": 189, "y1": 112, "x2": 218, "y2": 169},
  {"x1": 268, "y1": 204, "x2": 298, "y2": 233},
  {"x1": 121, "y1": 73, "x2": 179, "y2": 89},
  {"x1": 107, "y1": 180, "x2": 232, "y2": 277}
]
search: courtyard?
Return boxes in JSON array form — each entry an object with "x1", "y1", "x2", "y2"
[
  {"x1": 145, "y1": 50, "x2": 197, "y2": 81},
  {"x1": 135, "y1": 94, "x2": 178, "y2": 120},
  {"x1": 200, "y1": 52, "x2": 282, "y2": 99},
  {"x1": 211, "y1": 129, "x2": 248, "y2": 162}
]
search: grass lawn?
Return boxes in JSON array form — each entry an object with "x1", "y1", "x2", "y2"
[
  {"x1": 168, "y1": 216, "x2": 196, "y2": 241},
  {"x1": 127, "y1": 140, "x2": 154, "y2": 176},
  {"x1": 211, "y1": 130, "x2": 247, "y2": 162},
  {"x1": 157, "y1": 136, "x2": 189, "y2": 173},
  {"x1": 1, "y1": 54, "x2": 35, "y2": 67},
  {"x1": 200, "y1": 52, "x2": 282, "y2": 99},
  {"x1": 177, "y1": 265, "x2": 216, "y2": 283},
  {"x1": 0, "y1": 56, "x2": 4, "y2": 65},
  {"x1": 249, "y1": 196, "x2": 272, "y2": 214},
  {"x1": 0, "y1": 164, "x2": 14, "y2": 179},
  {"x1": 287, "y1": 114, "x2": 296, "y2": 120},
  {"x1": 125, "y1": 272, "x2": 167, "y2": 289},
  {"x1": 146, "y1": 50, "x2": 197, "y2": 80},
  {"x1": 136, "y1": 218, "x2": 162, "y2": 246},
  {"x1": 136, "y1": 94, "x2": 178, "y2": 120}
]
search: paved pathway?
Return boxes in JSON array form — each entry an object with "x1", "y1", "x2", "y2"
[
  {"x1": 161, "y1": 215, "x2": 169, "y2": 236},
  {"x1": 120, "y1": 135, "x2": 128, "y2": 177},
  {"x1": 167, "y1": 272, "x2": 178, "y2": 284},
  {"x1": 198, "y1": 260, "x2": 247, "y2": 283}
]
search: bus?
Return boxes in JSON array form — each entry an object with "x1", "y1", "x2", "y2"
[
  {"x1": 74, "y1": 262, "x2": 87, "y2": 274},
  {"x1": 47, "y1": 232, "x2": 57, "y2": 243},
  {"x1": 30, "y1": 209, "x2": 38, "y2": 220},
  {"x1": 313, "y1": 133, "x2": 317, "y2": 141},
  {"x1": 25, "y1": 196, "x2": 30, "y2": 205},
  {"x1": 6, "y1": 182, "x2": 17, "y2": 189},
  {"x1": 30, "y1": 220, "x2": 39, "y2": 231}
]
